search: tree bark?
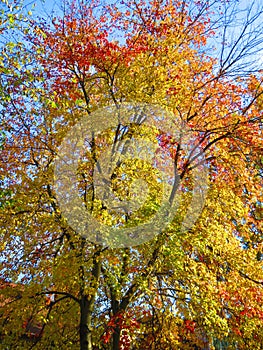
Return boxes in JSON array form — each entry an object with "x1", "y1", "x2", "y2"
[
  {"x1": 112, "y1": 326, "x2": 121, "y2": 350},
  {"x1": 79, "y1": 247, "x2": 102, "y2": 350},
  {"x1": 80, "y1": 294, "x2": 90, "y2": 350}
]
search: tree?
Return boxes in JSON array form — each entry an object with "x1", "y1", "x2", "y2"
[{"x1": 0, "y1": 0, "x2": 263, "y2": 349}]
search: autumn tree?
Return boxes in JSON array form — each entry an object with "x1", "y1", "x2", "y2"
[{"x1": 1, "y1": 0, "x2": 263, "y2": 349}]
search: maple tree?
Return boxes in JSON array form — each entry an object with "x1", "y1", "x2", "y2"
[{"x1": 0, "y1": 0, "x2": 263, "y2": 349}]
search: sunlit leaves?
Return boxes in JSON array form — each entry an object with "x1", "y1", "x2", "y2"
[{"x1": 0, "y1": 0, "x2": 263, "y2": 349}]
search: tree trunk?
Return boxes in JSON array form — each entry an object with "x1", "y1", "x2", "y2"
[
  {"x1": 112, "y1": 326, "x2": 121, "y2": 350},
  {"x1": 80, "y1": 295, "x2": 90, "y2": 350},
  {"x1": 79, "y1": 248, "x2": 102, "y2": 350}
]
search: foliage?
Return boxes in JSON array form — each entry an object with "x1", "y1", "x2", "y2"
[{"x1": 0, "y1": 1, "x2": 263, "y2": 349}]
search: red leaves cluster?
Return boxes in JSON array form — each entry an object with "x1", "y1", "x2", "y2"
[
  {"x1": 157, "y1": 134, "x2": 179, "y2": 160},
  {"x1": 183, "y1": 319, "x2": 196, "y2": 334},
  {"x1": 101, "y1": 311, "x2": 140, "y2": 348},
  {"x1": 219, "y1": 286, "x2": 263, "y2": 338},
  {"x1": 27, "y1": 0, "x2": 215, "y2": 103}
]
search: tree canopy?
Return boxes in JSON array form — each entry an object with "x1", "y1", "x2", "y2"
[{"x1": 0, "y1": 0, "x2": 262, "y2": 349}]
